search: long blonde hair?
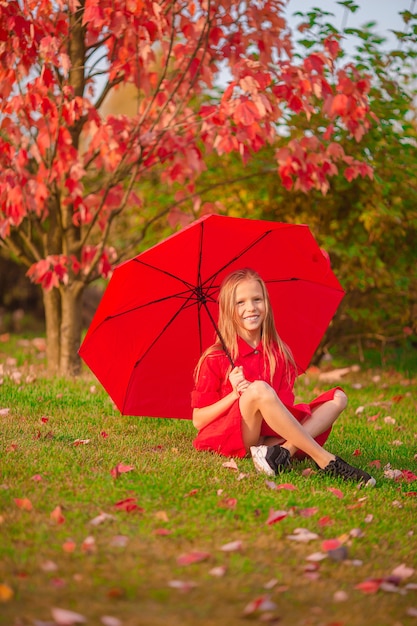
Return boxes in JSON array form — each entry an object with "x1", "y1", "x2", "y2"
[{"x1": 195, "y1": 268, "x2": 296, "y2": 381}]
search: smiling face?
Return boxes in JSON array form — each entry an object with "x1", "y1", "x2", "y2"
[{"x1": 234, "y1": 278, "x2": 266, "y2": 346}]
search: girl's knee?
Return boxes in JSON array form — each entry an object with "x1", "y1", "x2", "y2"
[
  {"x1": 246, "y1": 379, "x2": 273, "y2": 400},
  {"x1": 334, "y1": 389, "x2": 348, "y2": 410}
]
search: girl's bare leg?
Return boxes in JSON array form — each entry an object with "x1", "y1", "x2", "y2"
[
  {"x1": 239, "y1": 381, "x2": 335, "y2": 469},
  {"x1": 282, "y1": 390, "x2": 348, "y2": 457}
]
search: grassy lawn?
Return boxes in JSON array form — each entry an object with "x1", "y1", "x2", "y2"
[{"x1": 1, "y1": 334, "x2": 417, "y2": 626}]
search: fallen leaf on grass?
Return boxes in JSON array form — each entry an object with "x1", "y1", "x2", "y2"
[
  {"x1": 73, "y1": 439, "x2": 90, "y2": 446},
  {"x1": 109, "y1": 535, "x2": 129, "y2": 548},
  {"x1": 406, "y1": 607, "x2": 417, "y2": 617},
  {"x1": 222, "y1": 459, "x2": 238, "y2": 470},
  {"x1": 40, "y1": 560, "x2": 58, "y2": 572},
  {"x1": 218, "y1": 497, "x2": 237, "y2": 509},
  {"x1": 153, "y1": 528, "x2": 172, "y2": 536},
  {"x1": 0, "y1": 583, "x2": 13, "y2": 602},
  {"x1": 327, "y1": 487, "x2": 344, "y2": 499},
  {"x1": 168, "y1": 580, "x2": 197, "y2": 592},
  {"x1": 355, "y1": 579, "x2": 383, "y2": 594},
  {"x1": 306, "y1": 552, "x2": 327, "y2": 562},
  {"x1": 51, "y1": 607, "x2": 86, "y2": 625},
  {"x1": 318, "y1": 516, "x2": 335, "y2": 527},
  {"x1": 275, "y1": 483, "x2": 297, "y2": 491},
  {"x1": 50, "y1": 506, "x2": 65, "y2": 524},
  {"x1": 81, "y1": 536, "x2": 96, "y2": 553},
  {"x1": 333, "y1": 590, "x2": 349, "y2": 602},
  {"x1": 0, "y1": 408, "x2": 10, "y2": 416},
  {"x1": 220, "y1": 540, "x2": 243, "y2": 552},
  {"x1": 14, "y1": 497, "x2": 33, "y2": 511},
  {"x1": 31, "y1": 474, "x2": 43, "y2": 481},
  {"x1": 110, "y1": 463, "x2": 134, "y2": 479},
  {"x1": 287, "y1": 528, "x2": 319, "y2": 543},
  {"x1": 391, "y1": 564, "x2": 415, "y2": 580},
  {"x1": 89, "y1": 513, "x2": 116, "y2": 526},
  {"x1": 243, "y1": 594, "x2": 277, "y2": 615},
  {"x1": 114, "y1": 497, "x2": 144, "y2": 513},
  {"x1": 101, "y1": 617, "x2": 121, "y2": 626},
  {"x1": 177, "y1": 551, "x2": 210, "y2": 566},
  {"x1": 298, "y1": 507, "x2": 319, "y2": 518},
  {"x1": 184, "y1": 489, "x2": 199, "y2": 498},
  {"x1": 62, "y1": 539, "x2": 76, "y2": 553},
  {"x1": 321, "y1": 539, "x2": 342, "y2": 552},
  {"x1": 209, "y1": 565, "x2": 227, "y2": 577},
  {"x1": 266, "y1": 509, "x2": 288, "y2": 525}
]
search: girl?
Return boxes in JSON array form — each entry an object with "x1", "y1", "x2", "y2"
[{"x1": 192, "y1": 268, "x2": 375, "y2": 486}]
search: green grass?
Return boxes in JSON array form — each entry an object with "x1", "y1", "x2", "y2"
[{"x1": 1, "y1": 334, "x2": 417, "y2": 625}]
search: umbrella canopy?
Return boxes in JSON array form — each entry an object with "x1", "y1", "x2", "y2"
[{"x1": 79, "y1": 214, "x2": 344, "y2": 419}]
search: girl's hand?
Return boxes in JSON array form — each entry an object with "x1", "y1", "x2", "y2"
[{"x1": 229, "y1": 366, "x2": 251, "y2": 397}]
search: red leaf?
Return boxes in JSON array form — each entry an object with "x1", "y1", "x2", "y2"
[
  {"x1": 266, "y1": 509, "x2": 288, "y2": 525},
  {"x1": 275, "y1": 483, "x2": 297, "y2": 491},
  {"x1": 401, "y1": 470, "x2": 417, "y2": 483},
  {"x1": 218, "y1": 497, "x2": 237, "y2": 509},
  {"x1": 327, "y1": 487, "x2": 344, "y2": 499},
  {"x1": 110, "y1": 463, "x2": 135, "y2": 478},
  {"x1": 114, "y1": 497, "x2": 144, "y2": 513},
  {"x1": 322, "y1": 539, "x2": 341, "y2": 552},
  {"x1": 184, "y1": 489, "x2": 198, "y2": 498},
  {"x1": 50, "y1": 506, "x2": 65, "y2": 524},
  {"x1": 298, "y1": 507, "x2": 319, "y2": 518},
  {"x1": 355, "y1": 579, "x2": 383, "y2": 594},
  {"x1": 14, "y1": 498, "x2": 33, "y2": 511},
  {"x1": 177, "y1": 551, "x2": 210, "y2": 566}
]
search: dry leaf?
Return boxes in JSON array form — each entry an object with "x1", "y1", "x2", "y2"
[
  {"x1": 89, "y1": 513, "x2": 116, "y2": 526},
  {"x1": 243, "y1": 594, "x2": 277, "y2": 615},
  {"x1": 51, "y1": 607, "x2": 86, "y2": 625},
  {"x1": 266, "y1": 509, "x2": 288, "y2": 525},
  {"x1": 209, "y1": 566, "x2": 227, "y2": 577},
  {"x1": 110, "y1": 463, "x2": 134, "y2": 478},
  {"x1": 222, "y1": 459, "x2": 238, "y2": 470},
  {"x1": 0, "y1": 583, "x2": 13, "y2": 602},
  {"x1": 50, "y1": 506, "x2": 65, "y2": 524},
  {"x1": 177, "y1": 551, "x2": 210, "y2": 566},
  {"x1": 168, "y1": 580, "x2": 197, "y2": 592},
  {"x1": 287, "y1": 528, "x2": 319, "y2": 543},
  {"x1": 101, "y1": 617, "x2": 122, "y2": 626},
  {"x1": 14, "y1": 497, "x2": 33, "y2": 511},
  {"x1": 220, "y1": 540, "x2": 243, "y2": 552}
]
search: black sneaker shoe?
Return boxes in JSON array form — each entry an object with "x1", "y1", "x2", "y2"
[
  {"x1": 250, "y1": 445, "x2": 291, "y2": 476},
  {"x1": 322, "y1": 456, "x2": 376, "y2": 487}
]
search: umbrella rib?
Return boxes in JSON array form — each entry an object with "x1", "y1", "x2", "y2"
[
  {"x1": 131, "y1": 295, "x2": 197, "y2": 371},
  {"x1": 133, "y1": 257, "x2": 196, "y2": 291}
]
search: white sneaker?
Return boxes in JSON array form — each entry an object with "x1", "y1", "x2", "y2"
[{"x1": 250, "y1": 445, "x2": 291, "y2": 476}]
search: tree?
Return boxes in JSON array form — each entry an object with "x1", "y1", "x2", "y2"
[
  {"x1": 0, "y1": 0, "x2": 374, "y2": 376},
  {"x1": 188, "y1": 5, "x2": 417, "y2": 359}
]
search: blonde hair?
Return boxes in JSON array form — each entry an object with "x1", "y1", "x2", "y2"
[{"x1": 195, "y1": 268, "x2": 296, "y2": 381}]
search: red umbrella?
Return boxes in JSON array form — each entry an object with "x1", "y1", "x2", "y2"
[{"x1": 79, "y1": 214, "x2": 344, "y2": 419}]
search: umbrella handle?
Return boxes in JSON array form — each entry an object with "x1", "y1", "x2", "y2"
[{"x1": 202, "y1": 301, "x2": 235, "y2": 368}]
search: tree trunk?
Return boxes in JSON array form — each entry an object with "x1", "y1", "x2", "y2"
[
  {"x1": 60, "y1": 280, "x2": 85, "y2": 376},
  {"x1": 43, "y1": 281, "x2": 86, "y2": 376},
  {"x1": 44, "y1": 288, "x2": 62, "y2": 376}
]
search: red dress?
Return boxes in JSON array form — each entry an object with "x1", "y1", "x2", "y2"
[{"x1": 192, "y1": 336, "x2": 341, "y2": 458}]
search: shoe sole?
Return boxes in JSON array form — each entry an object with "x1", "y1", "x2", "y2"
[
  {"x1": 250, "y1": 446, "x2": 276, "y2": 477},
  {"x1": 363, "y1": 476, "x2": 376, "y2": 487}
]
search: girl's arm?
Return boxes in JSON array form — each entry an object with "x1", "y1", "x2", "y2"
[
  {"x1": 192, "y1": 390, "x2": 238, "y2": 430},
  {"x1": 192, "y1": 366, "x2": 248, "y2": 430}
]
